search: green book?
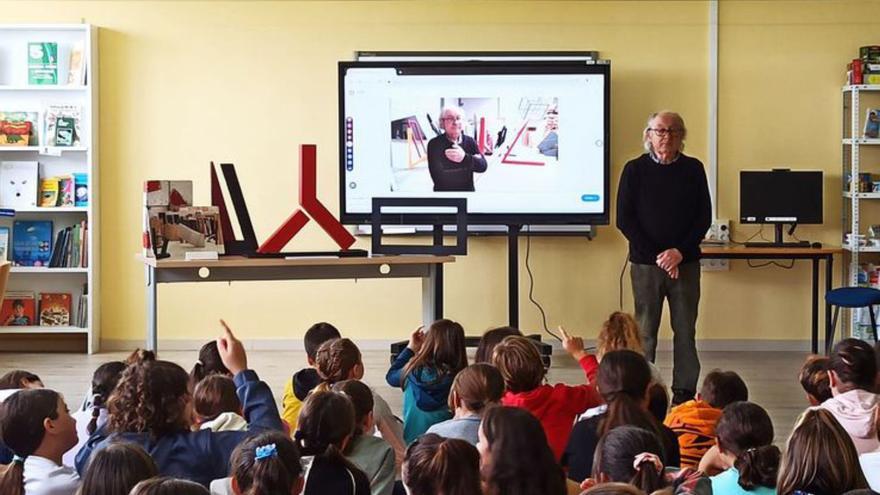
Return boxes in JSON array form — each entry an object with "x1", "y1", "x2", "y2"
[{"x1": 28, "y1": 42, "x2": 58, "y2": 85}]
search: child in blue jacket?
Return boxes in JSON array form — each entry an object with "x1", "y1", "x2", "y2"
[
  {"x1": 386, "y1": 319, "x2": 467, "y2": 443},
  {"x1": 75, "y1": 321, "x2": 283, "y2": 487}
]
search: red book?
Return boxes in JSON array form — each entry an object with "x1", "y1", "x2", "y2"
[
  {"x1": 0, "y1": 292, "x2": 36, "y2": 326},
  {"x1": 39, "y1": 293, "x2": 71, "y2": 326},
  {"x1": 853, "y1": 58, "x2": 864, "y2": 85}
]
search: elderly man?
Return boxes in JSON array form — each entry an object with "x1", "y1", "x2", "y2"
[
  {"x1": 427, "y1": 106, "x2": 487, "y2": 192},
  {"x1": 616, "y1": 111, "x2": 711, "y2": 405}
]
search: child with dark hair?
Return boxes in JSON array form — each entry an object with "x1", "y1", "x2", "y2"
[
  {"x1": 0, "y1": 370, "x2": 43, "y2": 394},
  {"x1": 708, "y1": 402, "x2": 780, "y2": 494},
  {"x1": 425, "y1": 363, "x2": 504, "y2": 445},
  {"x1": 798, "y1": 355, "x2": 832, "y2": 405},
  {"x1": 294, "y1": 390, "x2": 371, "y2": 495},
  {"x1": 494, "y1": 329, "x2": 602, "y2": 461},
  {"x1": 386, "y1": 319, "x2": 468, "y2": 443},
  {"x1": 193, "y1": 374, "x2": 246, "y2": 432},
  {"x1": 0, "y1": 389, "x2": 80, "y2": 495},
  {"x1": 316, "y1": 338, "x2": 404, "y2": 467},
  {"x1": 333, "y1": 380, "x2": 395, "y2": 495},
  {"x1": 474, "y1": 326, "x2": 521, "y2": 364},
  {"x1": 663, "y1": 369, "x2": 748, "y2": 468},
  {"x1": 821, "y1": 338, "x2": 879, "y2": 454},
  {"x1": 189, "y1": 340, "x2": 231, "y2": 384},
  {"x1": 78, "y1": 441, "x2": 158, "y2": 495},
  {"x1": 228, "y1": 431, "x2": 304, "y2": 495},
  {"x1": 130, "y1": 477, "x2": 210, "y2": 495},
  {"x1": 75, "y1": 321, "x2": 283, "y2": 487},
  {"x1": 281, "y1": 322, "x2": 341, "y2": 430},
  {"x1": 63, "y1": 361, "x2": 126, "y2": 467},
  {"x1": 479, "y1": 406, "x2": 568, "y2": 495},
  {"x1": 584, "y1": 425, "x2": 708, "y2": 494},
  {"x1": 777, "y1": 408, "x2": 869, "y2": 495},
  {"x1": 564, "y1": 350, "x2": 679, "y2": 482},
  {"x1": 403, "y1": 433, "x2": 481, "y2": 495}
]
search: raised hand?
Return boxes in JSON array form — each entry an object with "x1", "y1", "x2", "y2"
[
  {"x1": 217, "y1": 319, "x2": 247, "y2": 375},
  {"x1": 408, "y1": 325, "x2": 426, "y2": 353},
  {"x1": 559, "y1": 325, "x2": 587, "y2": 361},
  {"x1": 444, "y1": 145, "x2": 466, "y2": 163}
]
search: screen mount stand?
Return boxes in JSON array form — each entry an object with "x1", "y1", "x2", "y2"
[{"x1": 744, "y1": 223, "x2": 811, "y2": 248}]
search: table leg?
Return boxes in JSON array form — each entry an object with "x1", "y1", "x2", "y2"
[
  {"x1": 145, "y1": 265, "x2": 158, "y2": 352},
  {"x1": 825, "y1": 254, "x2": 833, "y2": 350},
  {"x1": 422, "y1": 264, "x2": 440, "y2": 327},
  {"x1": 812, "y1": 258, "x2": 819, "y2": 354}
]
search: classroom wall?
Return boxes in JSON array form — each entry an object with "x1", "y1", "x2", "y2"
[{"x1": 4, "y1": 0, "x2": 877, "y2": 348}]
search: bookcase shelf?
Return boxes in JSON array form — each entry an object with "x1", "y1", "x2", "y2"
[
  {"x1": 843, "y1": 191, "x2": 880, "y2": 199},
  {"x1": 0, "y1": 326, "x2": 86, "y2": 335},
  {"x1": 10, "y1": 267, "x2": 88, "y2": 274},
  {"x1": 0, "y1": 24, "x2": 99, "y2": 353}
]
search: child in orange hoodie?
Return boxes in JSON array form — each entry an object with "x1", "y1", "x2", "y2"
[
  {"x1": 493, "y1": 328, "x2": 602, "y2": 461},
  {"x1": 663, "y1": 369, "x2": 748, "y2": 468}
]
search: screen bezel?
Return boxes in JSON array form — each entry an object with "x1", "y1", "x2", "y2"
[
  {"x1": 738, "y1": 170, "x2": 824, "y2": 225},
  {"x1": 337, "y1": 60, "x2": 611, "y2": 226}
]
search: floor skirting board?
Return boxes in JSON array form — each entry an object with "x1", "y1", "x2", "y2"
[{"x1": 100, "y1": 338, "x2": 814, "y2": 353}]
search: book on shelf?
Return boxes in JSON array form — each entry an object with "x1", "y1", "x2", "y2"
[
  {"x1": 38, "y1": 174, "x2": 76, "y2": 207},
  {"x1": 0, "y1": 291, "x2": 36, "y2": 326},
  {"x1": 39, "y1": 293, "x2": 71, "y2": 326},
  {"x1": 48, "y1": 220, "x2": 87, "y2": 268},
  {"x1": 0, "y1": 112, "x2": 39, "y2": 147},
  {"x1": 865, "y1": 108, "x2": 880, "y2": 138},
  {"x1": 76, "y1": 283, "x2": 88, "y2": 328},
  {"x1": 67, "y1": 41, "x2": 86, "y2": 86},
  {"x1": 28, "y1": 42, "x2": 58, "y2": 85},
  {"x1": 12, "y1": 220, "x2": 53, "y2": 267},
  {"x1": 0, "y1": 161, "x2": 39, "y2": 208},
  {"x1": 0, "y1": 227, "x2": 9, "y2": 262},
  {"x1": 44, "y1": 105, "x2": 82, "y2": 147}
]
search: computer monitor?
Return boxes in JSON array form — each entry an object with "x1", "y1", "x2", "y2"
[{"x1": 740, "y1": 169, "x2": 823, "y2": 247}]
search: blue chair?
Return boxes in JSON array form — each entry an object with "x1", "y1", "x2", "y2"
[{"x1": 825, "y1": 287, "x2": 880, "y2": 353}]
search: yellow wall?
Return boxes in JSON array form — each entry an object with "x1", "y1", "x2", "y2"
[{"x1": 3, "y1": 0, "x2": 876, "y2": 345}]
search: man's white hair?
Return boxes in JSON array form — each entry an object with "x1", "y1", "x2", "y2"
[
  {"x1": 642, "y1": 111, "x2": 687, "y2": 153},
  {"x1": 440, "y1": 106, "x2": 463, "y2": 120}
]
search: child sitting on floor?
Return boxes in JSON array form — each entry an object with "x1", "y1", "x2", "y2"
[
  {"x1": 386, "y1": 319, "x2": 468, "y2": 443},
  {"x1": 798, "y1": 355, "x2": 832, "y2": 406},
  {"x1": 494, "y1": 328, "x2": 602, "y2": 461},
  {"x1": 193, "y1": 374, "x2": 247, "y2": 432},
  {"x1": 664, "y1": 369, "x2": 748, "y2": 468},
  {"x1": 425, "y1": 363, "x2": 504, "y2": 445},
  {"x1": 708, "y1": 401, "x2": 780, "y2": 495},
  {"x1": 281, "y1": 322, "x2": 341, "y2": 431}
]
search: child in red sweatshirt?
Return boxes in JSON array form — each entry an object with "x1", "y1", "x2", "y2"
[{"x1": 492, "y1": 328, "x2": 602, "y2": 461}]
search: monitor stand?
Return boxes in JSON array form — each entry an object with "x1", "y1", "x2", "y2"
[{"x1": 744, "y1": 224, "x2": 810, "y2": 248}]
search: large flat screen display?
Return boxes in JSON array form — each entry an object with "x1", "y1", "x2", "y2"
[{"x1": 338, "y1": 61, "x2": 610, "y2": 225}]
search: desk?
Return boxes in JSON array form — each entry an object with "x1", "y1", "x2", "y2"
[
  {"x1": 140, "y1": 255, "x2": 454, "y2": 352},
  {"x1": 700, "y1": 246, "x2": 841, "y2": 354}
]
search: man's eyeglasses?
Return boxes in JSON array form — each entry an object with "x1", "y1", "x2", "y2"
[{"x1": 649, "y1": 128, "x2": 683, "y2": 137}]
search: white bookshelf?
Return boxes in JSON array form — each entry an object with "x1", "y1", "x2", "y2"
[{"x1": 0, "y1": 24, "x2": 99, "y2": 353}]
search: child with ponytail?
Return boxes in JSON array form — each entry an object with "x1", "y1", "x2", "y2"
[
  {"x1": 403, "y1": 433, "x2": 481, "y2": 495},
  {"x1": 225, "y1": 431, "x2": 304, "y2": 495},
  {"x1": 190, "y1": 340, "x2": 232, "y2": 385},
  {"x1": 315, "y1": 338, "x2": 404, "y2": 466},
  {"x1": 294, "y1": 390, "x2": 371, "y2": 495},
  {"x1": 0, "y1": 388, "x2": 80, "y2": 495},
  {"x1": 707, "y1": 401, "x2": 780, "y2": 495},
  {"x1": 386, "y1": 319, "x2": 468, "y2": 443},
  {"x1": 63, "y1": 361, "x2": 125, "y2": 467}
]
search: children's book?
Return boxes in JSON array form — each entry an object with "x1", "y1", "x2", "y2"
[
  {"x1": 0, "y1": 291, "x2": 36, "y2": 326},
  {"x1": 0, "y1": 112, "x2": 39, "y2": 146},
  {"x1": 39, "y1": 293, "x2": 71, "y2": 326},
  {"x1": 67, "y1": 41, "x2": 85, "y2": 85},
  {"x1": 44, "y1": 105, "x2": 82, "y2": 147},
  {"x1": 0, "y1": 161, "x2": 39, "y2": 208},
  {"x1": 28, "y1": 42, "x2": 58, "y2": 85},
  {"x1": 0, "y1": 227, "x2": 9, "y2": 262},
  {"x1": 865, "y1": 108, "x2": 880, "y2": 138},
  {"x1": 12, "y1": 220, "x2": 53, "y2": 267}
]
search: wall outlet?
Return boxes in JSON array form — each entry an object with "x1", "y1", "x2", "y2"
[
  {"x1": 705, "y1": 219, "x2": 730, "y2": 243},
  {"x1": 701, "y1": 257, "x2": 729, "y2": 272}
]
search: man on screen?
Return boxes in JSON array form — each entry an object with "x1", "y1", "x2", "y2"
[
  {"x1": 427, "y1": 106, "x2": 488, "y2": 192},
  {"x1": 616, "y1": 111, "x2": 711, "y2": 406}
]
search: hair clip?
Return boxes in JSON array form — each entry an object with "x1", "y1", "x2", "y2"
[
  {"x1": 255, "y1": 443, "x2": 277, "y2": 461},
  {"x1": 12, "y1": 454, "x2": 26, "y2": 463},
  {"x1": 633, "y1": 452, "x2": 663, "y2": 474}
]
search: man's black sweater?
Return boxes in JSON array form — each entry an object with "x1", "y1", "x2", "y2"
[
  {"x1": 616, "y1": 153, "x2": 711, "y2": 265},
  {"x1": 427, "y1": 134, "x2": 488, "y2": 192}
]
